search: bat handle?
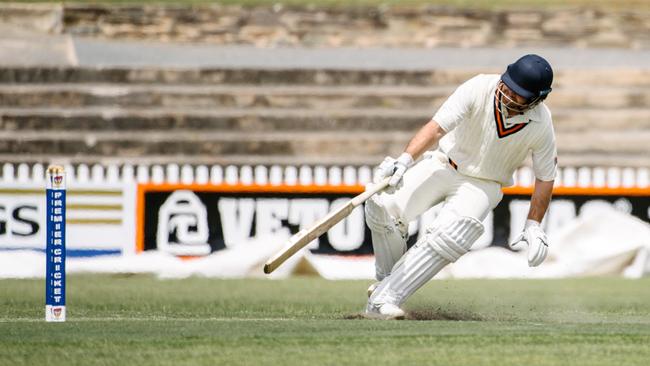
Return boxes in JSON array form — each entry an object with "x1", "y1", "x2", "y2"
[{"x1": 351, "y1": 177, "x2": 390, "y2": 207}]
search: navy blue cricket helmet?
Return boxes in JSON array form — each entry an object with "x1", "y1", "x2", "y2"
[{"x1": 501, "y1": 54, "x2": 553, "y2": 101}]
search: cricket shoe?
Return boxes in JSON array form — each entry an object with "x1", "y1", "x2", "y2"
[
  {"x1": 364, "y1": 302, "x2": 406, "y2": 320},
  {"x1": 367, "y1": 282, "x2": 380, "y2": 298}
]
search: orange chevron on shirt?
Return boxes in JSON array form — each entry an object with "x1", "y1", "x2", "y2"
[{"x1": 493, "y1": 92, "x2": 527, "y2": 138}]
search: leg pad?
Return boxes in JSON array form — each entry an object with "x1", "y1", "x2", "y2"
[
  {"x1": 428, "y1": 215, "x2": 484, "y2": 262},
  {"x1": 365, "y1": 196, "x2": 408, "y2": 280},
  {"x1": 369, "y1": 213, "x2": 484, "y2": 306}
]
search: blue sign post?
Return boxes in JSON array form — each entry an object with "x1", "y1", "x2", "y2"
[{"x1": 45, "y1": 166, "x2": 66, "y2": 322}]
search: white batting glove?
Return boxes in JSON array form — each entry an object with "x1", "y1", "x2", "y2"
[
  {"x1": 510, "y1": 220, "x2": 549, "y2": 267},
  {"x1": 376, "y1": 153, "x2": 414, "y2": 187}
]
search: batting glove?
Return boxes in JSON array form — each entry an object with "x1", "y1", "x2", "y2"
[
  {"x1": 376, "y1": 153, "x2": 414, "y2": 187},
  {"x1": 509, "y1": 219, "x2": 549, "y2": 267}
]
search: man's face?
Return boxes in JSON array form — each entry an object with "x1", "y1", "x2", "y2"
[{"x1": 498, "y1": 81, "x2": 533, "y2": 114}]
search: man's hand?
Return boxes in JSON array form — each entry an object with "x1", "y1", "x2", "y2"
[
  {"x1": 510, "y1": 220, "x2": 549, "y2": 267},
  {"x1": 376, "y1": 153, "x2": 414, "y2": 187}
]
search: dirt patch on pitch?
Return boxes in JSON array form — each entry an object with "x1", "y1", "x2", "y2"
[
  {"x1": 342, "y1": 307, "x2": 483, "y2": 321},
  {"x1": 406, "y1": 307, "x2": 484, "y2": 321}
]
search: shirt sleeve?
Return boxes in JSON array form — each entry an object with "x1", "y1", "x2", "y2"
[
  {"x1": 432, "y1": 75, "x2": 481, "y2": 132},
  {"x1": 532, "y1": 116, "x2": 558, "y2": 182}
]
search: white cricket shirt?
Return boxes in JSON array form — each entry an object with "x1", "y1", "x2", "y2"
[{"x1": 432, "y1": 74, "x2": 557, "y2": 187}]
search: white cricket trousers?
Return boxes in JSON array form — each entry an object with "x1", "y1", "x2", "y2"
[
  {"x1": 383, "y1": 150, "x2": 503, "y2": 226},
  {"x1": 372, "y1": 150, "x2": 503, "y2": 279}
]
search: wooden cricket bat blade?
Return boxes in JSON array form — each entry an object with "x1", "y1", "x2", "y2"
[
  {"x1": 263, "y1": 230, "x2": 311, "y2": 274},
  {"x1": 263, "y1": 178, "x2": 390, "y2": 274}
]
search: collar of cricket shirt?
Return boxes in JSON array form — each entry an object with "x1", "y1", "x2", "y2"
[{"x1": 502, "y1": 101, "x2": 541, "y2": 127}]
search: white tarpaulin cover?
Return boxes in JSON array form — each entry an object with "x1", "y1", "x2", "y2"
[{"x1": 1, "y1": 207, "x2": 649, "y2": 279}]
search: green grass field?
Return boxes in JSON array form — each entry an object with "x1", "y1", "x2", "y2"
[{"x1": 2, "y1": 276, "x2": 650, "y2": 365}]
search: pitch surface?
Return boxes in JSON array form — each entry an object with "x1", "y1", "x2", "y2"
[{"x1": 2, "y1": 276, "x2": 650, "y2": 365}]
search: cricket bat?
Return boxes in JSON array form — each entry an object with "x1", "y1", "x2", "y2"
[{"x1": 263, "y1": 178, "x2": 390, "y2": 274}]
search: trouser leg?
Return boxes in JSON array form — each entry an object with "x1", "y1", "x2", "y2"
[{"x1": 369, "y1": 213, "x2": 485, "y2": 307}]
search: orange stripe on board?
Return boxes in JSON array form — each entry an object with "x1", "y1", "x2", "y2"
[
  {"x1": 142, "y1": 183, "x2": 650, "y2": 197},
  {"x1": 504, "y1": 186, "x2": 650, "y2": 196},
  {"x1": 135, "y1": 183, "x2": 146, "y2": 253},
  {"x1": 138, "y1": 183, "x2": 366, "y2": 194}
]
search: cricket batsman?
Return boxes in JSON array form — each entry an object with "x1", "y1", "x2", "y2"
[{"x1": 365, "y1": 54, "x2": 556, "y2": 319}]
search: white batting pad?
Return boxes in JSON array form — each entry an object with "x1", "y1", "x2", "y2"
[
  {"x1": 369, "y1": 213, "x2": 484, "y2": 306},
  {"x1": 429, "y1": 215, "x2": 484, "y2": 262},
  {"x1": 365, "y1": 196, "x2": 408, "y2": 280}
]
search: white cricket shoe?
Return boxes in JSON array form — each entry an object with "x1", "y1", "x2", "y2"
[
  {"x1": 367, "y1": 282, "x2": 380, "y2": 298},
  {"x1": 364, "y1": 303, "x2": 406, "y2": 320}
]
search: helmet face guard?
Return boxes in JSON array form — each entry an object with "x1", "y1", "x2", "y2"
[
  {"x1": 496, "y1": 81, "x2": 547, "y2": 115},
  {"x1": 498, "y1": 54, "x2": 553, "y2": 115}
]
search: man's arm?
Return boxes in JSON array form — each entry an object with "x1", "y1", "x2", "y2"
[
  {"x1": 527, "y1": 178, "x2": 554, "y2": 223},
  {"x1": 403, "y1": 119, "x2": 447, "y2": 160},
  {"x1": 510, "y1": 178, "x2": 554, "y2": 267},
  {"x1": 376, "y1": 119, "x2": 447, "y2": 186}
]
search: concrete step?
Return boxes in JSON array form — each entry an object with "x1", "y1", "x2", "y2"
[
  {"x1": 0, "y1": 84, "x2": 451, "y2": 110},
  {"x1": 1, "y1": 107, "x2": 649, "y2": 133},
  {"x1": 556, "y1": 131, "x2": 650, "y2": 154},
  {"x1": 0, "y1": 67, "x2": 478, "y2": 86},
  {"x1": 0, "y1": 107, "x2": 426, "y2": 132},
  {"x1": 550, "y1": 108, "x2": 650, "y2": 131},
  {"x1": 0, "y1": 153, "x2": 379, "y2": 167},
  {"x1": 0, "y1": 130, "x2": 411, "y2": 158},
  {"x1": 3, "y1": 130, "x2": 650, "y2": 163},
  {"x1": 548, "y1": 87, "x2": 650, "y2": 109},
  {"x1": 0, "y1": 84, "x2": 648, "y2": 110},
  {"x1": 2, "y1": 67, "x2": 650, "y2": 87},
  {"x1": 555, "y1": 153, "x2": 650, "y2": 169}
]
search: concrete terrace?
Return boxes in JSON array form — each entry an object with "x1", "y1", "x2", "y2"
[{"x1": 1, "y1": 23, "x2": 649, "y2": 168}]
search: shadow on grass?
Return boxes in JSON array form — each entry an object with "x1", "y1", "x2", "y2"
[{"x1": 343, "y1": 307, "x2": 484, "y2": 321}]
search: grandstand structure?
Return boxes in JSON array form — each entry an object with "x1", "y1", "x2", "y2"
[{"x1": 0, "y1": 4, "x2": 649, "y2": 172}]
